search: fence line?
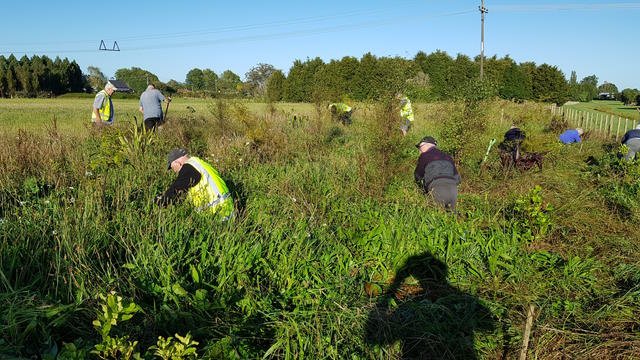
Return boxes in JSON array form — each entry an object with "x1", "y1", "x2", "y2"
[{"x1": 550, "y1": 104, "x2": 635, "y2": 141}]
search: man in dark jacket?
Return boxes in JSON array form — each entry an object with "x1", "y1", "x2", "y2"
[
  {"x1": 414, "y1": 136, "x2": 461, "y2": 211},
  {"x1": 498, "y1": 125, "x2": 526, "y2": 164},
  {"x1": 621, "y1": 124, "x2": 640, "y2": 161}
]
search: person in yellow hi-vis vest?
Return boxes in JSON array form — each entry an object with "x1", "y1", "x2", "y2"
[
  {"x1": 328, "y1": 102, "x2": 353, "y2": 125},
  {"x1": 397, "y1": 93, "x2": 414, "y2": 136},
  {"x1": 91, "y1": 83, "x2": 117, "y2": 126},
  {"x1": 156, "y1": 148, "x2": 234, "y2": 221}
]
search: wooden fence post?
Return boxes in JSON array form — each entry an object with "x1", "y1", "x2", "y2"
[
  {"x1": 616, "y1": 116, "x2": 621, "y2": 141},
  {"x1": 625, "y1": 118, "x2": 629, "y2": 133},
  {"x1": 598, "y1": 114, "x2": 603, "y2": 138}
]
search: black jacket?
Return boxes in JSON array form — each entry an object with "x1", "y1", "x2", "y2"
[{"x1": 414, "y1": 147, "x2": 460, "y2": 191}]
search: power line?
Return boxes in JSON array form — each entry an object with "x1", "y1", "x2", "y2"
[{"x1": 0, "y1": 8, "x2": 473, "y2": 55}]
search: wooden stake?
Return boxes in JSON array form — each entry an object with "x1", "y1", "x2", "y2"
[
  {"x1": 616, "y1": 116, "x2": 621, "y2": 141},
  {"x1": 625, "y1": 118, "x2": 629, "y2": 133},
  {"x1": 519, "y1": 304, "x2": 536, "y2": 360}
]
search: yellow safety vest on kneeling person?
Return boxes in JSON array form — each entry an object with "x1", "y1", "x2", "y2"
[{"x1": 185, "y1": 157, "x2": 233, "y2": 219}]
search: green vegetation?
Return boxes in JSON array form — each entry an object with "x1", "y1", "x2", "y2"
[{"x1": 1, "y1": 97, "x2": 639, "y2": 359}]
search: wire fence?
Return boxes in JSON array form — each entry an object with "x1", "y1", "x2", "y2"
[{"x1": 550, "y1": 104, "x2": 638, "y2": 141}]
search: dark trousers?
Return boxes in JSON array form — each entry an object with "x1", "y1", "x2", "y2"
[
  {"x1": 144, "y1": 117, "x2": 161, "y2": 131},
  {"x1": 428, "y1": 178, "x2": 458, "y2": 211}
]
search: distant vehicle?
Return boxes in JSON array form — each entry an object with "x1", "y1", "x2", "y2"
[{"x1": 597, "y1": 92, "x2": 615, "y2": 100}]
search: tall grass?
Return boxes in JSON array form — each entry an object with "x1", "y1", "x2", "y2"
[{"x1": 0, "y1": 98, "x2": 639, "y2": 359}]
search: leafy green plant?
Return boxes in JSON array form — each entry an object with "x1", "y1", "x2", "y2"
[
  {"x1": 151, "y1": 333, "x2": 199, "y2": 360},
  {"x1": 91, "y1": 292, "x2": 142, "y2": 360},
  {"x1": 509, "y1": 185, "x2": 554, "y2": 240}
]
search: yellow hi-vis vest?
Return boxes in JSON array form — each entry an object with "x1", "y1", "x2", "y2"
[
  {"x1": 329, "y1": 103, "x2": 352, "y2": 113},
  {"x1": 185, "y1": 157, "x2": 233, "y2": 219},
  {"x1": 91, "y1": 90, "x2": 113, "y2": 123},
  {"x1": 400, "y1": 97, "x2": 414, "y2": 122}
]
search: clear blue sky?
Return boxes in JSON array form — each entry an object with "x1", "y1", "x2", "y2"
[{"x1": 2, "y1": 0, "x2": 639, "y2": 90}]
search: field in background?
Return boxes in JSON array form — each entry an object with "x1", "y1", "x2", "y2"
[
  {"x1": 565, "y1": 100, "x2": 640, "y2": 120},
  {"x1": 0, "y1": 97, "x2": 317, "y2": 134},
  {"x1": 1, "y1": 97, "x2": 639, "y2": 359}
]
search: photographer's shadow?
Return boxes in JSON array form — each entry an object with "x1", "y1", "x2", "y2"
[{"x1": 365, "y1": 253, "x2": 495, "y2": 359}]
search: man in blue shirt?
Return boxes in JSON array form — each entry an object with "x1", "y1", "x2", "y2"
[
  {"x1": 559, "y1": 128, "x2": 583, "y2": 144},
  {"x1": 139, "y1": 84, "x2": 171, "y2": 131}
]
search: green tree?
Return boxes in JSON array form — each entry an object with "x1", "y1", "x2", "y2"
[
  {"x1": 532, "y1": 63, "x2": 569, "y2": 105},
  {"x1": 5, "y1": 55, "x2": 18, "y2": 97},
  {"x1": 185, "y1": 68, "x2": 205, "y2": 91},
  {"x1": 620, "y1": 88, "x2": 640, "y2": 105},
  {"x1": 568, "y1": 70, "x2": 580, "y2": 101},
  {"x1": 166, "y1": 79, "x2": 182, "y2": 94},
  {"x1": 245, "y1": 63, "x2": 276, "y2": 98},
  {"x1": 15, "y1": 55, "x2": 33, "y2": 95},
  {"x1": 202, "y1": 69, "x2": 218, "y2": 94},
  {"x1": 414, "y1": 50, "x2": 453, "y2": 100},
  {"x1": 217, "y1": 70, "x2": 241, "y2": 96},
  {"x1": 579, "y1": 75, "x2": 598, "y2": 101},
  {"x1": 115, "y1": 67, "x2": 160, "y2": 93},
  {"x1": 0, "y1": 56, "x2": 7, "y2": 97},
  {"x1": 284, "y1": 57, "x2": 324, "y2": 102},
  {"x1": 597, "y1": 82, "x2": 619, "y2": 98},
  {"x1": 87, "y1": 66, "x2": 107, "y2": 92},
  {"x1": 265, "y1": 70, "x2": 285, "y2": 102},
  {"x1": 499, "y1": 62, "x2": 530, "y2": 101},
  {"x1": 67, "y1": 60, "x2": 85, "y2": 92},
  {"x1": 449, "y1": 53, "x2": 478, "y2": 96}
]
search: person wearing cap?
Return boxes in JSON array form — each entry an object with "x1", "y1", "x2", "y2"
[
  {"x1": 139, "y1": 84, "x2": 171, "y2": 131},
  {"x1": 621, "y1": 124, "x2": 640, "y2": 161},
  {"x1": 91, "y1": 82, "x2": 116, "y2": 126},
  {"x1": 156, "y1": 148, "x2": 234, "y2": 220},
  {"x1": 414, "y1": 136, "x2": 461, "y2": 211},
  {"x1": 559, "y1": 128, "x2": 584, "y2": 144},
  {"x1": 328, "y1": 102, "x2": 352, "y2": 125},
  {"x1": 397, "y1": 93, "x2": 414, "y2": 136}
]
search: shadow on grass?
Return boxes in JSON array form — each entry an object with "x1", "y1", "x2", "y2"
[{"x1": 365, "y1": 252, "x2": 495, "y2": 359}]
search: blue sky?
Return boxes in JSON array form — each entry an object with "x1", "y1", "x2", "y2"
[{"x1": 2, "y1": 0, "x2": 639, "y2": 90}]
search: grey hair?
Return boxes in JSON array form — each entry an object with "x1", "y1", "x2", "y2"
[{"x1": 104, "y1": 83, "x2": 117, "y2": 91}]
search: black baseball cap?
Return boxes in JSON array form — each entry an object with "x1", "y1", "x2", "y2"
[
  {"x1": 415, "y1": 136, "x2": 437, "y2": 148},
  {"x1": 167, "y1": 148, "x2": 188, "y2": 169}
]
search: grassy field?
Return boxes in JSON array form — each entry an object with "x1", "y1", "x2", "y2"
[
  {"x1": 1, "y1": 97, "x2": 639, "y2": 359},
  {"x1": 565, "y1": 100, "x2": 640, "y2": 120}
]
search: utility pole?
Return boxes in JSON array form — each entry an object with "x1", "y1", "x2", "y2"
[{"x1": 479, "y1": 0, "x2": 488, "y2": 80}]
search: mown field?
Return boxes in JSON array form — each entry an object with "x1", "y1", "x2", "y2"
[
  {"x1": 1, "y1": 96, "x2": 639, "y2": 359},
  {"x1": 565, "y1": 100, "x2": 640, "y2": 121}
]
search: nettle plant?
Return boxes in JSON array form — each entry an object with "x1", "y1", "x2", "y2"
[
  {"x1": 511, "y1": 185, "x2": 554, "y2": 241},
  {"x1": 59, "y1": 292, "x2": 198, "y2": 360}
]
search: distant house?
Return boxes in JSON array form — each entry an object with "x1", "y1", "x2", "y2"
[
  {"x1": 597, "y1": 92, "x2": 615, "y2": 100},
  {"x1": 107, "y1": 79, "x2": 134, "y2": 93}
]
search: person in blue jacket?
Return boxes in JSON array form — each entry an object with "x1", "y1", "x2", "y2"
[{"x1": 559, "y1": 128, "x2": 583, "y2": 144}]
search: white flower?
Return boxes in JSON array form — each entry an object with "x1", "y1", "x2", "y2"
[
  {"x1": 19, "y1": 201, "x2": 26, "y2": 206},
  {"x1": 44, "y1": 200, "x2": 50, "y2": 205}
]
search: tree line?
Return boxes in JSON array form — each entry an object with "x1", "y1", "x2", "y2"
[
  {"x1": 1, "y1": 51, "x2": 638, "y2": 106},
  {"x1": 0, "y1": 55, "x2": 85, "y2": 97}
]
